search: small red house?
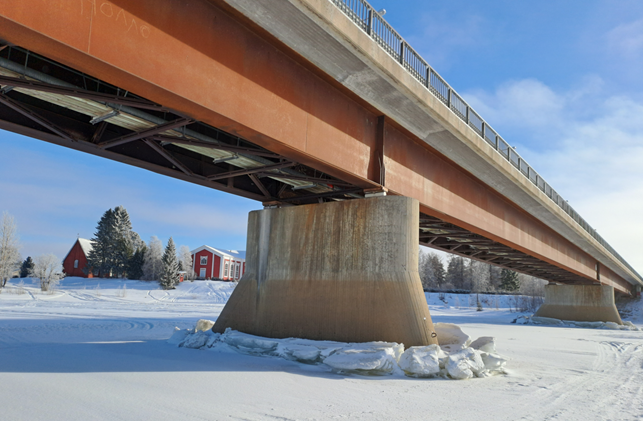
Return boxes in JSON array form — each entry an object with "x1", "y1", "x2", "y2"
[
  {"x1": 191, "y1": 245, "x2": 246, "y2": 281},
  {"x1": 62, "y1": 238, "x2": 94, "y2": 278}
]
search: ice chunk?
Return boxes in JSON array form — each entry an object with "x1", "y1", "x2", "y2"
[
  {"x1": 182, "y1": 331, "x2": 209, "y2": 349},
  {"x1": 323, "y1": 348, "x2": 398, "y2": 375},
  {"x1": 470, "y1": 336, "x2": 496, "y2": 353},
  {"x1": 531, "y1": 316, "x2": 565, "y2": 325},
  {"x1": 481, "y1": 352, "x2": 507, "y2": 372},
  {"x1": 276, "y1": 344, "x2": 321, "y2": 363},
  {"x1": 222, "y1": 331, "x2": 279, "y2": 355},
  {"x1": 445, "y1": 348, "x2": 486, "y2": 380},
  {"x1": 291, "y1": 346, "x2": 321, "y2": 362},
  {"x1": 571, "y1": 321, "x2": 605, "y2": 329},
  {"x1": 167, "y1": 327, "x2": 190, "y2": 345},
  {"x1": 398, "y1": 344, "x2": 444, "y2": 378},
  {"x1": 435, "y1": 323, "x2": 471, "y2": 351},
  {"x1": 206, "y1": 332, "x2": 221, "y2": 348},
  {"x1": 622, "y1": 321, "x2": 640, "y2": 331},
  {"x1": 195, "y1": 319, "x2": 215, "y2": 332},
  {"x1": 446, "y1": 354, "x2": 473, "y2": 379}
]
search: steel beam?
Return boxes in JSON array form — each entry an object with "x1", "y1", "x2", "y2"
[
  {"x1": 153, "y1": 135, "x2": 282, "y2": 158},
  {"x1": 0, "y1": 75, "x2": 172, "y2": 112},
  {"x1": 143, "y1": 139, "x2": 194, "y2": 176},
  {"x1": 207, "y1": 161, "x2": 295, "y2": 181},
  {"x1": 0, "y1": 92, "x2": 73, "y2": 141},
  {"x1": 98, "y1": 118, "x2": 192, "y2": 149}
]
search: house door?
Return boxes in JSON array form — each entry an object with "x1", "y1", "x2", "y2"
[{"x1": 199, "y1": 268, "x2": 206, "y2": 278}]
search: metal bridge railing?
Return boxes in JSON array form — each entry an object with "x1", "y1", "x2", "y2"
[{"x1": 330, "y1": 0, "x2": 641, "y2": 280}]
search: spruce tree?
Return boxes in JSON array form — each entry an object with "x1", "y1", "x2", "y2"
[
  {"x1": 429, "y1": 253, "x2": 446, "y2": 288},
  {"x1": 127, "y1": 244, "x2": 147, "y2": 280},
  {"x1": 86, "y1": 209, "x2": 116, "y2": 277},
  {"x1": 112, "y1": 206, "x2": 134, "y2": 277},
  {"x1": 159, "y1": 237, "x2": 179, "y2": 290},
  {"x1": 20, "y1": 256, "x2": 34, "y2": 278},
  {"x1": 446, "y1": 256, "x2": 467, "y2": 290},
  {"x1": 86, "y1": 206, "x2": 142, "y2": 278},
  {"x1": 500, "y1": 268, "x2": 520, "y2": 291}
]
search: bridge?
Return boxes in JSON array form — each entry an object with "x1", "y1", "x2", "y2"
[{"x1": 0, "y1": 0, "x2": 640, "y2": 346}]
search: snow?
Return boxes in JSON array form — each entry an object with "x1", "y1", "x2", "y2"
[
  {"x1": 77, "y1": 238, "x2": 94, "y2": 255},
  {"x1": 2, "y1": 278, "x2": 643, "y2": 420}
]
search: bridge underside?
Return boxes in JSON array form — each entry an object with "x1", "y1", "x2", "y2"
[
  {"x1": 0, "y1": 45, "x2": 605, "y2": 288},
  {"x1": 0, "y1": 0, "x2": 635, "y2": 295}
]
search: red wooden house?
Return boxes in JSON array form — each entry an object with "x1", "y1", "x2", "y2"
[
  {"x1": 62, "y1": 238, "x2": 94, "y2": 278},
  {"x1": 191, "y1": 245, "x2": 246, "y2": 281}
]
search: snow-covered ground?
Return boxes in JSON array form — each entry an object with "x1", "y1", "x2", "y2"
[{"x1": 2, "y1": 277, "x2": 643, "y2": 420}]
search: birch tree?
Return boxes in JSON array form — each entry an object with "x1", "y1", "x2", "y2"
[
  {"x1": 0, "y1": 212, "x2": 21, "y2": 288},
  {"x1": 142, "y1": 236, "x2": 163, "y2": 281},
  {"x1": 178, "y1": 245, "x2": 194, "y2": 280}
]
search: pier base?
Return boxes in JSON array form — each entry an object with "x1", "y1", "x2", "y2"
[
  {"x1": 534, "y1": 284, "x2": 622, "y2": 324},
  {"x1": 212, "y1": 196, "x2": 438, "y2": 347}
]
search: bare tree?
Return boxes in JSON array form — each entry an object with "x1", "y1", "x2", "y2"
[
  {"x1": 178, "y1": 245, "x2": 195, "y2": 280},
  {"x1": 0, "y1": 212, "x2": 21, "y2": 288},
  {"x1": 31, "y1": 254, "x2": 65, "y2": 292},
  {"x1": 419, "y1": 250, "x2": 445, "y2": 290},
  {"x1": 469, "y1": 260, "x2": 490, "y2": 292}
]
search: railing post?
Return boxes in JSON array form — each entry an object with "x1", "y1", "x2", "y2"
[
  {"x1": 481, "y1": 122, "x2": 486, "y2": 140},
  {"x1": 447, "y1": 88, "x2": 451, "y2": 108},
  {"x1": 366, "y1": 8, "x2": 373, "y2": 36},
  {"x1": 399, "y1": 41, "x2": 405, "y2": 65},
  {"x1": 495, "y1": 135, "x2": 499, "y2": 151},
  {"x1": 465, "y1": 106, "x2": 469, "y2": 124}
]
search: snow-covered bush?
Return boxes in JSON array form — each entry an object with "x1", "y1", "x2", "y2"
[{"x1": 30, "y1": 254, "x2": 64, "y2": 292}]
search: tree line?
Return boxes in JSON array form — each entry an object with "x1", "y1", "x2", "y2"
[
  {"x1": 419, "y1": 250, "x2": 545, "y2": 295},
  {"x1": 86, "y1": 206, "x2": 194, "y2": 289}
]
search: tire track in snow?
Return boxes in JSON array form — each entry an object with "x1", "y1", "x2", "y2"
[{"x1": 522, "y1": 340, "x2": 643, "y2": 421}]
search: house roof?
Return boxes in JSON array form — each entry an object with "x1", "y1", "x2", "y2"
[
  {"x1": 77, "y1": 238, "x2": 94, "y2": 256},
  {"x1": 63, "y1": 238, "x2": 94, "y2": 262},
  {"x1": 190, "y1": 245, "x2": 246, "y2": 260}
]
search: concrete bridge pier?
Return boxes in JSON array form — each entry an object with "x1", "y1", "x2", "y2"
[
  {"x1": 212, "y1": 196, "x2": 438, "y2": 347},
  {"x1": 534, "y1": 284, "x2": 623, "y2": 324}
]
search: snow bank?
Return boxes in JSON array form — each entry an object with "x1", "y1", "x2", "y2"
[
  {"x1": 515, "y1": 315, "x2": 640, "y2": 330},
  {"x1": 169, "y1": 321, "x2": 508, "y2": 380}
]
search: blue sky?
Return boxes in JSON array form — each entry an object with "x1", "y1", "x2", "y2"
[{"x1": 2, "y1": 0, "x2": 643, "y2": 272}]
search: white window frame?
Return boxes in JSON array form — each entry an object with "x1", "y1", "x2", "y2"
[
  {"x1": 199, "y1": 268, "x2": 206, "y2": 278},
  {"x1": 235, "y1": 263, "x2": 240, "y2": 279},
  {"x1": 224, "y1": 261, "x2": 229, "y2": 277},
  {"x1": 200, "y1": 256, "x2": 208, "y2": 265},
  {"x1": 74, "y1": 259, "x2": 79, "y2": 269}
]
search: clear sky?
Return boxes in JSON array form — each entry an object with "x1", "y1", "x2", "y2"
[{"x1": 1, "y1": 0, "x2": 642, "y2": 272}]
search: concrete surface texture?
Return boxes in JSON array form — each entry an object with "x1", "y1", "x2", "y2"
[
  {"x1": 534, "y1": 285, "x2": 623, "y2": 324},
  {"x1": 213, "y1": 196, "x2": 438, "y2": 347}
]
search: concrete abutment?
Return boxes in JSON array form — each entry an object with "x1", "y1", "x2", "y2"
[
  {"x1": 212, "y1": 196, "x2": 438, "y2": 347},
  {"x1": 534, "y1": 284, "x2": 623, "y2": 324}
]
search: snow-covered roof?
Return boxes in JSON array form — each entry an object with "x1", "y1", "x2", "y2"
[
  {"x1": 77, "y1": 238, "x2": 94, "y2": 256},
  {"x1": 63, "y1": 238, "x2": 94, "y2": 262},
  {"x1": 190, "y1": 245, "x2": 246, "y2": 260}
]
